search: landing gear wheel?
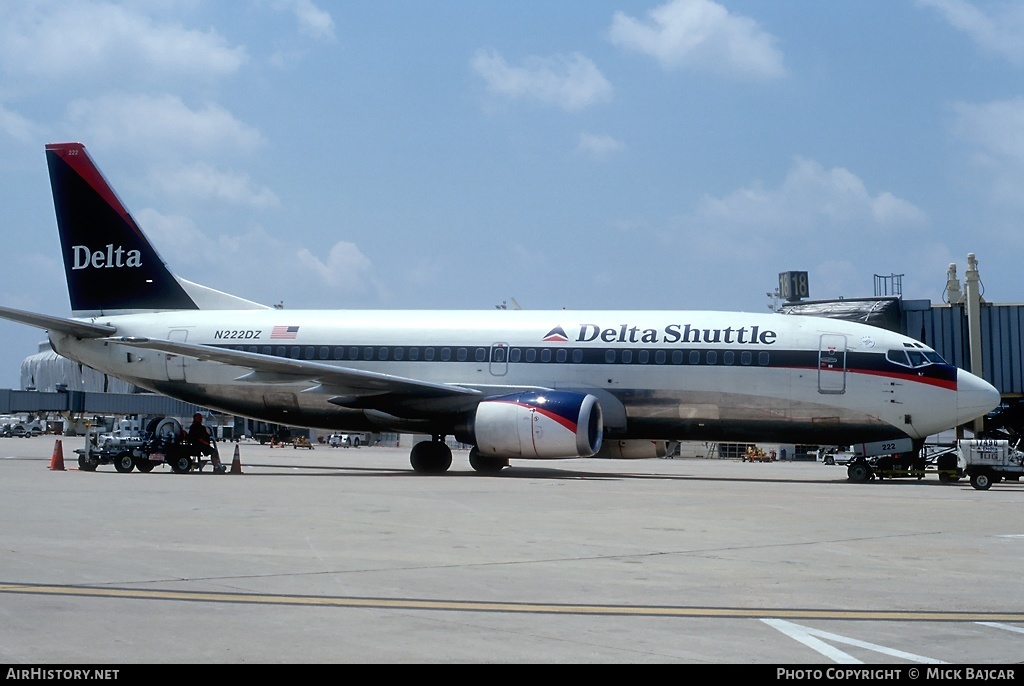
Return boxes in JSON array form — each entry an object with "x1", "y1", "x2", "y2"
[
  {"x1": 410, "y1": 440, "x2": 452, "y2": 474},
  {"x1": 135, "y1": 460, "x2": 155, "y2": 473},
  {"x1": 970, "y1": 471, "x2": 992, "y2": 490},
  {"x1": 78, "y1": 454, "x2": 99, "y2": 471},
  {"x1": 169, "y1": 453, "x2": 194, "y2": 474},
  {"x1": 847, "y1": 461, "x2": 871, "y2": 483},
  {"x1": 469, "y1": 448, "x2": 508, "y2": 474},
  {"x1": 113, "y1": 452, "x2": 135, "y2": 473}
]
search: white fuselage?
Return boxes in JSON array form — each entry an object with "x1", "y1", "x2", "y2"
[{"x1": 48, "y1": 309, "x2": 996, "y2": 446}]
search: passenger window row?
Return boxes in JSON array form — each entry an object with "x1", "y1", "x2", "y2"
[{"x1": 227, "y1": 344, "x2": 772, "y2": 367}]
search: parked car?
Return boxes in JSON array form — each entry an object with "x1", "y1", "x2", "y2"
[
  {"x1": 815, "y1": 445, "x2": 857, "y2": 465},
  {"x1": 327, "y1": 433, "x2": 361, "y2": 448}
]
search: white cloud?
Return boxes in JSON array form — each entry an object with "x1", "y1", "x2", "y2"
[
  {"x1": 577, "y1": 132, "x2": 626, "y2": 157},
  {"x1": 152, "y1": 163, "x2": 280, "y2": 209},
  {"x1": 951, "y1": 97, "x2": 1024, "y2": 206},
  {"x1": 284, "y1": 0, "x2": 336, "y2": 41},
  {"x1": 810, "y1": 259, "x2": 863, "y2": 301},
  {"x1": 608, "y1": 0, "x2": 785, "y2": 78},
  {"x1": 134, "y1": 209, "x2": 211, "y2": 267},
  {"x1": 471, "y1": 49, "x2": 612, "y2": 111},
  {"x1": 917, "y1": 0, "x2": 1024, "y2": 65},
  {"x1": 679, "y1": 157, "x2": 927, "y2": 260},
  {"x1": 136, "y1": 212, "x2": 384, "y2": 306},
  {"x1": 64, "y1": 94, "x2": 264, "y2": 154},
  {"x1": 952, "y1": 97, "x2": 1024, "y2": 163},
  {"x1": 266, "y1": 0, "x2": 336, "y2": 69},
  {"x1": 0, "y1": 2, "x2": 247, "y2": 82},
  {"x1": 0, "y1": 105, "x2": 44, "y2": 143},
  {"x1": 296, "y1": 241, "x2": 380, "y2": 294}
]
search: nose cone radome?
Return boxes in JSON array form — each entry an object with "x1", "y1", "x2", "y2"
[{"x1": 956, "y1": 369, "x2": 1001, "y2": 425}]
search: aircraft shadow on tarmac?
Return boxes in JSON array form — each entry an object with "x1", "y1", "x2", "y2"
[{"x1": 64, "y1": 459, "x2": 969, "y2": 486}]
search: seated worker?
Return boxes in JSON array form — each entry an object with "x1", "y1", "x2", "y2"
[{"x1": 188, "y1": 413, "x2": 224, "y2": 473}]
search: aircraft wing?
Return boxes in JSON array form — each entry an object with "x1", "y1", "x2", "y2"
[
  {"x1": 111, "y1": 336, "x2": 483, "y2": 402},
  {"x1": 0, "y1": 305, "x2": 117, "y2": 338}
]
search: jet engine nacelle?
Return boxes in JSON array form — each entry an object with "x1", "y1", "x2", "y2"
[
  {"x1": 473, "y1": 391, "x2": 603, "y2": 459},
  {"x1": 595, "y1": 440, "x2": 668, "y2": 459}
]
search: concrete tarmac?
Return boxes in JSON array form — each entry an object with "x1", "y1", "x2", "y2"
[{"x1": 1, "y1": 435, "x2": 1022, "y2": 664}]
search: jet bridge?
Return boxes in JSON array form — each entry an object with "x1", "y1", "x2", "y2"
[{"x1": 0, "y1": 388, "x2": 206, "y2": 418}]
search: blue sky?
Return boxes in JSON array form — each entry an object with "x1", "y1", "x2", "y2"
[{"x1": 1, "y1": 0, "x2": 1023, "y2": 389}]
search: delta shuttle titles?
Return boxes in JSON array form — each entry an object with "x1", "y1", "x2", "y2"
[{"x1": 574, "y1": 323, "x2": 777, "y2": 346}]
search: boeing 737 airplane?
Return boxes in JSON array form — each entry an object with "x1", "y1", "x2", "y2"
[{"x1": 0, "y1": 142, "x2": 1002, "y2": 473}]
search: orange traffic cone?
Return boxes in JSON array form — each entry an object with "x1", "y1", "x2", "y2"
[
  {"x1": 49, "y1": 439, "x2": 66, "y2": 471},
  {"x1": 229, "y1": 445, "x2": 243, "y2": 474}
]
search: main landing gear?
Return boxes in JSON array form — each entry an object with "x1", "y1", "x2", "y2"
[
  {"x1": 410, "y1": 437, "x2": 452, "y2": 474},
  {"x1": 468, "y1": 448, "x2": 508, "y2": 474},
  {"x1": 408, "y1": 437, "x2": 509, "y2": 474}
]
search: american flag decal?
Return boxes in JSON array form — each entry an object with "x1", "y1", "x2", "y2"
[{"x1": 270, "y1": 325, "x2": 299, "y2": 339}]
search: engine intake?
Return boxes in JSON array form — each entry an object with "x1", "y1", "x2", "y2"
[{"x1": 473, "y1": 391, "x2": 602, "y2": 459}]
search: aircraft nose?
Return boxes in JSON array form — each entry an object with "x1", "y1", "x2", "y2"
[{"x1": 956, "y1": 369, "x2": 1001, "y2": 425}]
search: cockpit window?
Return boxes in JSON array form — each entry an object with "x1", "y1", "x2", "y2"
[
  {"x1": 907, "y1": 350, "x2": 929, "y2": 367},
  {"x1": 888, "y1": 348, "x2": 946, "y2": 368},
  {"x1": 887, "y1": 350, "x2": 910, "y2": 366}
]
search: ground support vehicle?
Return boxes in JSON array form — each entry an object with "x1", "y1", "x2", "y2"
[
  {"x1": 844, "y1": 444, "x2": 953, "y2": 483},
  {"x1": 846, "y1": 452, "x2": 955, "y2": 483},
  {"x1": 865, "y1": 452, "x2": 929, "y2": 481},
  {"x1": 815, "y1": 445, "x2": 857, "y2": 465},
  {"x1": 741, "y1": 446, "x2": 773, "y2": 462},
  {"x1": 959, "y1": 439, "x2": 1024, "y2": 490},
  {"x1": 843, "y1": 440, "x2": 1020, "y2": 486},
  {"x1": 75, "y1": 428, "x2": 146, "y2": 473},
  {"x1": 2, "y1": 423, "x2": 28, "y2": 438},
  {"x1": 846, "y1": 454, "x2": 929, "y2": 481},
  {"x1": 327, "y1": 433, "x2": 362, "y2": 448},
  {"x1": 74, "y1": 417, "x2": 206, "y2": 474}
]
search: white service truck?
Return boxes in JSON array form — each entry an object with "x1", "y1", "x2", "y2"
[{"x1": 959, "y1": 439, "x2": 1024, "y2": 490}]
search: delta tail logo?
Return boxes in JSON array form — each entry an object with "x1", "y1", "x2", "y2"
[
  {"x1": 71, "y1": 244, "x2": 142, "y2": 270},
  {"x1": 542, "y1": 326, "x2": 569, "y2": 342}
]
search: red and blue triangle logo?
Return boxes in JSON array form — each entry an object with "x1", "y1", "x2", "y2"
[{"x1": 542, "y1": 326, "x2": 569, "y2": 342}]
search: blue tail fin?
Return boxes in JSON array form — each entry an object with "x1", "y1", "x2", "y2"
[{"x1": 46, "y1": 142, "x2": 199, "y2": 314}]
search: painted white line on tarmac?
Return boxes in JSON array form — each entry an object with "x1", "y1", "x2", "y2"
[
  {"x1": 976, "y1": 621, "x2": 1024, "y2": 634},
  {"x1": 762, "y1": 618, "x2": 948, "y2": 664}
]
